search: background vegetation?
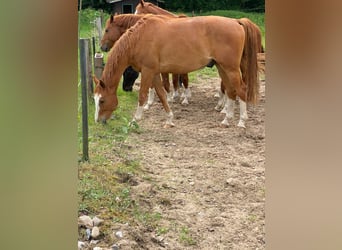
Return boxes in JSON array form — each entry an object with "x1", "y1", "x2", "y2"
[{"x1": 79, "y1": 0, "x2": 264, "y2": 13}]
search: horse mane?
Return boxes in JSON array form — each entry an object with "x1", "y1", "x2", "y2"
[
  {"x1": 103, "y1": 16, "x2": 150, "y2": 82},
  {"x1": 113, "y1": 14, "x2": 146, "y2": 30},
  {"x1": 143, "y1": 2, "x2": 178, "y2": 17}
]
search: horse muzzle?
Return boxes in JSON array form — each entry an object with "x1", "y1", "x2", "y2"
[{"x1": 100, "y1": 44, "x2": 109, "y2": 52}]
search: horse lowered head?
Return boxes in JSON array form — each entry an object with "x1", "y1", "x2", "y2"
[{"x1": 93, "y1": 76, "x2": 118, "y2": 123}]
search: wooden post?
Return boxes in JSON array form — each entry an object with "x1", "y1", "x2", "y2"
[
  {"x1": 79, "y1": 38, "x2": 89, "y2": 162},
  {"x1": 95, "y1": 17, "x2": 102, "y2": 41},
  {"x1": 94, "y1": 52, "x2": 104, "y2": 80}
]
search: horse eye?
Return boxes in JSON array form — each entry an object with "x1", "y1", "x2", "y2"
[
  {"x1": 105, "y1": 29, "x2": 108, "y2": 33},
  {"x1": 100, "y1": 99, "x2": 105, "y2": 104}
]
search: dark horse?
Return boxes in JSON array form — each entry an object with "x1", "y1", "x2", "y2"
[{"x1": 122, "y1": 66, "x2": 139, "y2": 91}]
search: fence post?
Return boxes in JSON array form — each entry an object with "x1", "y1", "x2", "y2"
[
  {"x1": 94, "y1": 52, "x2": 104, "y2": 80},
  {"x1": 95, "y1": 17, "x2": 102, "y2": 41},
  {"x1": 79, "y1": 38, "x2": 90, "y2": 162},
  {"x1": 87, "y1": 40, "x2": 94, "y2": 98}
]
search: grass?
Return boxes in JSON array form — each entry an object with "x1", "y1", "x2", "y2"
[
  {"x1": 78, "y1": 7, "x2": 265, "y2": 244},
  {"x1": 179, "y1": 226, "x2": 197, "y2": 246}
]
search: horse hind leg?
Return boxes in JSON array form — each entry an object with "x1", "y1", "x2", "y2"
[
  {"x1": 237, "y1": 98, "x2": 248, "y2": 128},
  {"x1": 225, "y1": 70, "x2": 248, "y2": 128},
  {"x1": 172, "y1": 74, "x2": 180, "y2": 102},
  {"x1": 217, "y1": 65, "x2": 248, "y2": 128},
  {"x1": 153, "y1": 74, "x2": 175, "y2": 128},
  {"x1": 162, "y1": 73, "x2": 173, "y2": 102},
  {"x1": 134, "y1": 73, "x2": 154, "y2": 122},
  {"x1": 215, "y1": 80, "x2": 226, "y2": 111},
  {"x1": 180, "y1": 74, "x2": 191, "y2": 105}
]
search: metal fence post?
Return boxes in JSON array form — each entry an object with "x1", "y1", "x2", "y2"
[{"x1": 79, "y1": 38, "x2": 90, "y2": 161}]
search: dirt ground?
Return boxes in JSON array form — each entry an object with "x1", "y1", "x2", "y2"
[{"x1": 109, "y1": 74, "x2": 265, "y2": 249}]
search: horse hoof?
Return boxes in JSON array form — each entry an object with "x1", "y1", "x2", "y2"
[
  {"x1": 220, "y1": 123, "x2": 229, "y2": 128},
  {"x1": 181, "y1": 99, "x2": 189, "y2": 105},
  {"x1": 143, "y1": 105, "x2": 150, "y2": 111},
  {"x1": 237, "y1": 122, "x2": 246, "y2": 128},
  {"x1": 129, "y1": 120, "x2": 139, "y2": 127},
  {"x1": 163, "y1": 123, "x2": 175, "y2": 128},
  {"x1": 220, "y1": 108, "x2": 227, "y2": 114},
  {"x1": 214, "y1": 106, "x2": 222, "y2": 112}
]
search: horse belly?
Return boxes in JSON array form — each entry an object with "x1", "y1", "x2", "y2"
[{"x1": 159, "y1": 44, "x2": 211, "y2": 73}]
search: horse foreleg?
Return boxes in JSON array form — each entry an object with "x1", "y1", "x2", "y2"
[
  {"x1": 143, "y1": 88, "x2": 155, "y2": 110},
  {"x1": 134, "y1": 74, "x2": 152, "y2": 121},
  {"x1": 154, "y1": 74, "x2": 174, "y2": 128}
]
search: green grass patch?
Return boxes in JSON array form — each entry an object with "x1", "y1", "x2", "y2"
[{"x1": 179, "y1": 226, "x2": 197, "y2": 246}]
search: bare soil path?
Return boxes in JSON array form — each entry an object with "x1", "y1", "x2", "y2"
[{"x1": 117, "y1": 76, "x2": 265, "y2": 249}]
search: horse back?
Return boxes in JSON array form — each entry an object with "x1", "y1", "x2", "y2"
[{"x1": 130, "y1": 16, "x2": 245, "y2": 73}]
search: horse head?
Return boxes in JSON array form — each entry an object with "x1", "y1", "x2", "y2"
[
  {"x1": 100, "y1": 14, "x2": 124, "y2": 52},
  {"x1": 93, "y1": 76, "x2": 118, "y2": 123}
]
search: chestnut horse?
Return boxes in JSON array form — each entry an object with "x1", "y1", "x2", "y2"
[
  {"x1": 100, "y1": 14, "x2": 172, "y2": 108},
  {"x1": 135, "y1": 0, "x2": 191, "y2": 105},
  {"x1": 100, "y1": 14, "x2": 189, "y2": 108},
  {"x1": 136, "y1": 0, "x2": 264, "y2": 127},
  {"x1": 94, "y1": 15, "x2": 259, "y2": 128}
]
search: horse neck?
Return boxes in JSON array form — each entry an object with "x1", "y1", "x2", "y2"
[
  {"x1": 118, "y1": 14, "x2": 144, "y2": 30},
  {"x1": 102, "y1": 49, "x2": 130, "y2": 94}
]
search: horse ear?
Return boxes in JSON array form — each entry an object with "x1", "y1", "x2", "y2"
[
  {"x1": 140, "y1": 0, "x2": 144, "y2": 7},
  {"x1": 110, "y1": 14, "x2": 114, "y2": 23},
  {"x1": 93, "y1": 76, "x2": 106, "y2": 89},
  {"x1": 99, "y1": 80, "x2": 106, "y2": 89},
  {"x1": 93, "y1": 75, "x2": 100, "y2": 85}
]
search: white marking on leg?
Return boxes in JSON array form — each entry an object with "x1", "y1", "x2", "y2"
[
  {"x1": 165, "y1": 111, "x2": 175, "y2": 127},
  {"x1": 181, "y1": 96, "x2": 189, "y2": 105},
  {"x1": 94, "y1": 93, "x2": 101, "y2": 122},
  {"x1": 215, "y1": 91, "x2": 225, "y2": 111},
  {"x1": 185, "y1": 88, "x2": 191, "y2": 98},
  {"x1": 226, "y1": 97, "x2": 234, "y2": 118},
  {"x1": 172, "y1": 90, "x2": 179, "y2": 102},
  {"x1": 237, "y1": 100, "x2": 248, "y2": 128},
  {"x1": 167, "y1": 91, "x2": 173, "y2": 102},
  {"x1": 214, "y1": 88, "x2": 221, "y2": 98},
  {"x1": 220, "y1": 97, "x2": 234, "y2": 127},
  {"x1": 220, "y1": 95, "x2": 229, "y2": 114},
  {"x1": 144, "y1": 88, "x2": 155, "y2": 110},
  {"x1": 221, "y1": 116, "x2": 229, "y2": 127},
  {"x1": 134, "y1": 105, "x2": 144, "y2": 121}
]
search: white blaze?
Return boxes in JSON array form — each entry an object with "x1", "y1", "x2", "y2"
[{"x1": 94, "y1": 93, "x2": 101, "y2": 122}]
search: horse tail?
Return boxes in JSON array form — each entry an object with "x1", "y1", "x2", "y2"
[{"x1": 238, "y1": 18, "x2": 261, "y2": 104}]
